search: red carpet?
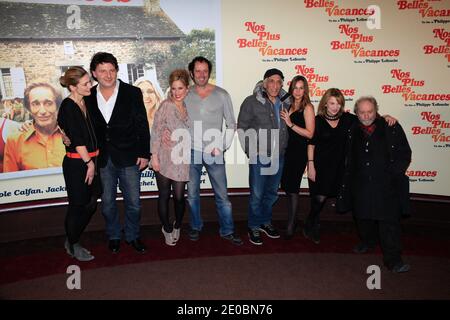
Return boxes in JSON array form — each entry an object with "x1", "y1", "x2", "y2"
[{"x1": 1, "y1": 222, "x2": 449, "y2": 286}]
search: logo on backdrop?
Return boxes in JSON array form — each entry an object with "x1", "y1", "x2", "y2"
[
  {"x1": 382, "y1": 69, "x2": 450, "y2": 106},
  {"x1": 406, "y1": 169, "x2": 438, "y2": 183},
  {"x1": 397, "y1": 0, "x2": 450, "y2": 20},
  {"x1": 411, "y1": 111, "x2": 450, "y2": 146},
  {"x1": 423, "y1": 28, "x2": 450, "y2": 63},
  {"x1": 304, "y1": 0, "x2": 375, "y2": 17},
  {"x1": 294, "y1": 64, "x2": 355, "y2": 101},
  {"x1": 237, "y1": 21, "x2": 308, "y2": 61},
  {"x1": 331, "y1": 24, "x2": 400, "y2": 62}
]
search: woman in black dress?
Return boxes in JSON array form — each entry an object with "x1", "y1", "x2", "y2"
[
  {"x1": 305, "y1": 88, "x2": 354, "y2": 244},
  {"x1": 58, "y1": 67, "x2": 100, "y2": 261},
  {"x1": 305, "y1": 88, "x2": 396, "y2": 244},
  {"x1": 280, "y1": 76, "x2": 315, "y2": 239}
]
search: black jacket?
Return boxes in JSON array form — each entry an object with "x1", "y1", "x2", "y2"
[
  {"x1": 86, "y1": 80, "x2": 150, "y2": 168},
  {"x1": 337, "y1": 118, "x2": 412, "y2": 220}
]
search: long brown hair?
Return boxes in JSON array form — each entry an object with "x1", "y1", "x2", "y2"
[{"x1": 288, "y1": 75, "x2": 311, "y2": 112}]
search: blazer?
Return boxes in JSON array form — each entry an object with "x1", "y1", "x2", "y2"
[{"x1": 86, "y1": 80, "x2": 150, "y2": 168}]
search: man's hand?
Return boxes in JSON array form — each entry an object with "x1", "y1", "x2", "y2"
[
  {"x1": 60, "y1": 129, "x2": 71, "y2": 146},
  {"x1": 136, "y1": 157, "x2": 149, "y2": 171},
  {"x1": 18, "y1": 120, "x2": 33, "y2": 132}
]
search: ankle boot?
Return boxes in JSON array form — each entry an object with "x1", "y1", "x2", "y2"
[
  {"x1": 162, "y1": 226, "x2": 176, "y2": 246},
  {"x1": 303, "y1": 212, "x2": 313, "y2": 239}
]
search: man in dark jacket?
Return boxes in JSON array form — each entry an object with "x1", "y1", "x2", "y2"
[
  {"x1": 237, "y1": 68, "x2": 289, "y2": 245},
  {"x1": 342, "y1": 96, "x2": 412, "y2": 273},
  {"x1": 86, "y1": 52, "x2": 150, "y2": 254}
]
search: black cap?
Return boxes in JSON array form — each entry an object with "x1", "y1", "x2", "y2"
[{"x1": 263, "y1": 68, "x2": 284, "y2": 80}]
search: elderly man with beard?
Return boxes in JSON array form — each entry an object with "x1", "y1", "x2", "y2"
[{"x1": 340, "y1": 96, "x2": 412, "y2": 273}]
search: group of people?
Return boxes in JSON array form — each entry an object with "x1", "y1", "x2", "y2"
[
  {"x1": 58, "y1": 52, "x2": 412, "y2": 273},
  {"x1": 1, "y1": 98, "x2": 29, "y2": 122},
  {"x1": 238, "y1": 68, "x2": 411, "y2": 273}
]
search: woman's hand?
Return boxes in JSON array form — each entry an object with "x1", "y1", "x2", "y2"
[
  {"x1": 151, "y1": 155, "x2": 160, "y2": 172},
  {"x1": 307, "y1": 162, "x2": 316, "y2": 182},
  {"x1": 85, "y1": 161, "x2": 95, "y2": 185},
  {"x1": 383, "y1": 115, "x2": 397, "y2": 126},
  {"x1": 280, "y1": 109, "x2": 292, "y2": 127}
]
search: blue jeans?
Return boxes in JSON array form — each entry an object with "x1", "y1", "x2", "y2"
[
  {"x1": 187, "y1": 150, "x2": 234, "y2": 237},
  {"x1": 248, "y1": 155, "x2": 285, "y2": 230},
  {"x1": 100, "y1": 157, "x2": 142, "y2": 242}
]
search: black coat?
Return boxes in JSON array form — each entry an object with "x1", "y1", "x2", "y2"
[
  {"x1": 337, "y1": 118, "x2": 412, "y2": 221},
  {"x1": 86, "y1": 80, "x2": 150, "y2": 168}
]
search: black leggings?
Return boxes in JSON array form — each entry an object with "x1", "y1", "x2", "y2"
[
  {"x1": 306, "y1": 194, "x2": 327, "y2": 229},
  {"x1": 155, "y1": 172, "x2": 186, "y2": 233}
]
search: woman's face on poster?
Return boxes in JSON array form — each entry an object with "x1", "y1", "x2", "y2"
[{"x1": 138, "y1": 81, "x2": 158, "y2": 109}]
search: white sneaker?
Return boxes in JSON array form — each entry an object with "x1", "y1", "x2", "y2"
[{"x1": 162, "y1": 226, "x2": 176, "y2": 246}]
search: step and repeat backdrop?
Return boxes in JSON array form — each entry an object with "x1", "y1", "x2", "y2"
[{"x1": 0, "y1": 0, "x2": 449, "y2": 208}]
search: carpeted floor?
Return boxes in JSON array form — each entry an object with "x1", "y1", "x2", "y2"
[
  {"x1": 2, "y1": 253, "x2": 449, "y2": 300},
  {"x1": 1, "y1": 220, "x2": 449, "y2": 300}
]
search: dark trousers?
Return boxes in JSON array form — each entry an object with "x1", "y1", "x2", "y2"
[
  {"x1": 63, "y1": 157, "x2": 100, "y2": 245},
  {"x1": 356, "y1": 218, "x2": 403, "y2": 268}
]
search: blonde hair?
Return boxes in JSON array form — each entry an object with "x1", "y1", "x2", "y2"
[
  {"x1": 169, "y1": 69, "x2": 190, "y2": 88},
  {"x1": 317, "y1": 88, "x2": 345, "y2": 116},
  {"x1": 134, "y1": 79, "x2": 162, "y2": 105}
]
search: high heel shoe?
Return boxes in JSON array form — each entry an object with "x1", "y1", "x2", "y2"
[
  {"x1": 172, "y1": 221, "x2": 180, "y2": 242},
  {"x1": 162, "y1": 226, "x2": 176, "y2": 246}
]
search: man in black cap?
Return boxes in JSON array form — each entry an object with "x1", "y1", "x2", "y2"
[{"x1": 237, "y1": 68, "x2": 289, "y2": 245}]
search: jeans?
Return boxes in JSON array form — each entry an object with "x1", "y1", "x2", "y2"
[
  {"x1": 187, "y1": 149, "x2": 234, "y2": 237},
  {"x1": 248, "y1": 155, "x2": 285, "y2": 230},
  {"x1": 100, "y1": 157, "x2": 142, "y2": 242}
]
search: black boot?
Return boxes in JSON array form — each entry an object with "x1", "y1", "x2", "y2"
[
  {"x1": 303, "y1": 211, "x2": 314, "y2": 240},
  {"x1": 303, "y1": 195, "x2": 326, "y2": 244},
  {"x1": 285, "y1": 193, "x2": 299, "y2": 239}
]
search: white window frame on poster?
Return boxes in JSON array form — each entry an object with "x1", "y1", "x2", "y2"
[{"x1": 0, "y1": 68, "x2": 26, "y2": 100}]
